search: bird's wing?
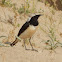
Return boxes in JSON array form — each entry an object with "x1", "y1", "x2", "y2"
[{"x1": 17, "y1": 22, "x2": 29, "y2": 36}]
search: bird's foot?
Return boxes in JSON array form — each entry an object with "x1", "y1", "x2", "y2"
[
  {"x1": 25, "y1": 48, "x2": 31, "y2": 50},
  {"x1": 31, "y1": 48, "x2": 38, "y2": 52},
  {"x1": 25, "y1": 47, "x2": 38, "y2": 52}
]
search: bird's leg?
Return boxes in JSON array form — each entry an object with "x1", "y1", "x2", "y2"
[
  {"x1": 29, "y1": 37, "x2": 38, "y2": 52},
  {"x1": 29, "y1": 37, "x2": 33, "y2": 49},
  {"x1": 24, "y1": 40, "x2": 27, "y2": 50},
  {"x1": 24, "y1": 39, "x2": 30, "y2": 50}
]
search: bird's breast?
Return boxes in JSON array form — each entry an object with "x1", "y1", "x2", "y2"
[{"x1": 19, "y1": 25, "x2": 37, "y2": 39}]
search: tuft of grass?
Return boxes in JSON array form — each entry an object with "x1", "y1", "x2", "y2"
[
  {"x1": 1, "y1": 0, "x2": 13, "y2": 7},
  {"x1": 18, "y1": 0, "x2": 30, "y2": 14},
  {"x1": 39, "y1": 15, "x2": 62, "y2": 50},
  {"x1": 18, "y1": 4, "x2": 30, "y2": 14},
  {"x1": 18, "y1": 0, "x2": 37, "y2": 14},
  {"x1": 40, "y1": 26, "x2": 62, "y2": 50}
]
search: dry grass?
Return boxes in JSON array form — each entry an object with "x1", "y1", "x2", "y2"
[{"x1": 0, "y1": 0, "x2": 62, "y2": 51}]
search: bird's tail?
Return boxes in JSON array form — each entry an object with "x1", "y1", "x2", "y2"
[{"x1": 10, "y1": 38, "x2": 18, "y2": 47}]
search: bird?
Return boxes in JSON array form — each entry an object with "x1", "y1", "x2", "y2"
[{"x1": 10, "y1": 14, "x2": 41, "y2": 51}]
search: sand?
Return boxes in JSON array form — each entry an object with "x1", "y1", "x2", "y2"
[{"x1": 0, "y1": 0, "x2": 62, "y2": 62}]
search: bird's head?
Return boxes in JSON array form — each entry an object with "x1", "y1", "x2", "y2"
[{"x1": 29, "y1": 14, "x2": 41, "y2": 26}]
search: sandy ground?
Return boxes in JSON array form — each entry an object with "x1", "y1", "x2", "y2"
[{"x1": 0, "y1": 0, "x2": 62, "y2": 62}]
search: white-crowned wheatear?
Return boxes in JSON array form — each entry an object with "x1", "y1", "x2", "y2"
[{"x1": 10, "y1": 14, "x2": 41, "y2": 51}]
